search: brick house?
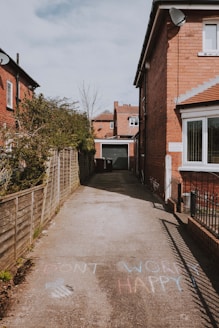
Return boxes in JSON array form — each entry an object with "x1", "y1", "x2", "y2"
[
  {"x1": 92, "y1": 111, "x2": 114, "y2": 139},
  {"x1": 134, "y1": 0, "x2": 219, "y2": 208},
  {"x1": 114, "y1": 101, "x2": 139, "y2": 138},
  {"x1": 93, "y1": 101, "x2": 139, "y2": 170},
  {"x1": 0, "y1": 48, "x2": 39, "y2": 129}
]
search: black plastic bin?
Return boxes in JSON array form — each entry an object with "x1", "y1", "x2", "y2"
[
  {"x1": 95, "y1": 158, "x2": 105, "y2": 173},
  {"x1": 106, "y1": 158, "x2": 113, "y2": 172}
]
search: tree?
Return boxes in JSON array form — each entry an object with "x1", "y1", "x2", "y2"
[{"x1": 78, "y1": 81, "x2": 102, "y2": 131}]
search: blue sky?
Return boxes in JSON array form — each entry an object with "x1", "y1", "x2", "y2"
[{"x1": 1, "y1": 0, "x2": 152, "y2": 114}]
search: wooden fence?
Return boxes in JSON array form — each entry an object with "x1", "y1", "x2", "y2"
[{"x1": 0, "y1": 148, "x2": 94, "y2": 270}]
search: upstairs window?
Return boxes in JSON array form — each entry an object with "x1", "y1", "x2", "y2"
[
  {"x1": 110, "y1": 121, "x2": 114, "y2": 129},
  {"x1": 203, "y1": 21, "x2": 219, "y2": 53},
  {"x1": 6, "y1": 80, "x2": 13, "y2": 109},
  {"x1": 129, "y1": 116, "x2": 139, "y2": 127}
]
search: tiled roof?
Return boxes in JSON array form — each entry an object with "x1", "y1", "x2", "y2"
[
  {"x1": 115, "y1": 105, "x2": 138, "y2": 114},
  {"x1": 92, "y1": 112, "x2": 113, "y2": 121},
  {"x1": 179, "y1": 83, "x2": 219, "y2": 106}
]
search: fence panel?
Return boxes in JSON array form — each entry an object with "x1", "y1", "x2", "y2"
[{"x1": 0, "y1": 148, "x2": 93, "y2": 270}]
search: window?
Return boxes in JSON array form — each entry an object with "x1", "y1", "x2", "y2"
[
  {"x1": 187, "y1": 120, "x2": 202, "y2": 162},
  {"x1": 181, "y1": 109, "x2": 219, "y2": 170},
  {"x1": 208, "y1": 117, "x2": 219, "y2": 163},
  {"x1": 129, "y1": 116, "x2": 139, "y2": 127},
  {"x1": 6, "y1": 80, "x2": 13, "y2": 109},
  {"x1": 110, "y1": 121, "x2": 114, "y2": 129},
  {"x1": 203, "y1": 21, "x2": 219, "y2": 53}
]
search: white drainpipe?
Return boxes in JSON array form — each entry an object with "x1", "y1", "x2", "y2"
[{"x1": 165, "y1": 154, "x2": 172, "y2": 202}]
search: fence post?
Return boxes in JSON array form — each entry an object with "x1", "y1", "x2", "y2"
[
  {"x1": 14, "y1": 196, "x2": 18, "y2": 261},
  {"x1": 190, "y1": 191, "x2": 196, "y2": 218},
  {"x1": 57, "y1": 150, "x2": 60, "y2": 204},
  {"x1": 30, "y1": 191, "x2": 34, "y2": 244}
]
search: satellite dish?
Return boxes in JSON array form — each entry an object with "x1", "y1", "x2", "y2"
[
  {"x1": 169, "y1": 8, "x2": 186, "y2": 27},
  {"x1": 0, "y1": 52, "x2": 10, "y2": 65}
]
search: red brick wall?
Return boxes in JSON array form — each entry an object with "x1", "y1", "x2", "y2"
[
  {"x1": 93, "y1": 121, "x2": 113, "y2": 139},
  {"x1": 139, "y1": 9, "x2": 219, "y2": 199},
  {"x1": 94, "y1": 142, "x2": 101, "y2": 158},
  {"x1": 0, "y1": 65, "x2": 34, "y2": 128},
  {"x1": 143, "y1": 22, "x2": 168, "y2": 197},
  {"x1": 116, "y1": 112, "x2": 139, "y2": 137},
  {"x1": 114, "y1": 102, "x2": 139, "y2": 137},
  {"x1": 188, "y1": 217, "x2": 219, "y2": 262},
  {"x1": 0, "y1": 67, "x2": 16, "y2": 128},
  {"x1": 167, "y1": 10, "x2": 219, "y2": 192}
]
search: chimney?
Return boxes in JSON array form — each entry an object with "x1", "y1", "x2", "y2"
[{"x1": 16, "y1": 53, "x2": 19, "y2": 65}]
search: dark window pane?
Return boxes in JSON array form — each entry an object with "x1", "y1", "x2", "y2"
[
  {"x1": 208, "y1": 117, "x2": 219, "y2": 163},
  {"x1": 187, "y1": 121, "x2": 202, "y2": 161}
]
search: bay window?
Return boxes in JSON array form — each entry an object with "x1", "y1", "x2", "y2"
[
  {"x1": 208, "y1": 117, "x2": 219, "y2": 163},
  {"x1": 181, "y1": 107, "x2": 219, "y2": 171}
]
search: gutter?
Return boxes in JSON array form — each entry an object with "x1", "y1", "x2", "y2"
[{"x1": 176, "y1": 99, "x2": 219, "y2": 110}]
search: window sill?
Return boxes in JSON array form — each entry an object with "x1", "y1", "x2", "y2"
[
  {"x1": 179, "y1": 166, "x2": 219, "y2": 173},
  {"x1": 198, "y1": 51, "x2": 219, "y2": 57},
  {"x1": 6, "y1": 106, "x2": 14, "y2": 112}
]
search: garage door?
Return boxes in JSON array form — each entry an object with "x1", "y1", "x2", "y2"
[{"x1": 102, "y1": 144, "x2": 128, "y2": 170}]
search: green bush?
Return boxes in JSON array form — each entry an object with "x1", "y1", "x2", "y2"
[{"x1": 0, "y1": 94, "x2": 95, "y2": 195}]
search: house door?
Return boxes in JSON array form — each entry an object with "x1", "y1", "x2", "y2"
[{"x1": 102, "y1": 144, "x2": 128, "y2": 170}]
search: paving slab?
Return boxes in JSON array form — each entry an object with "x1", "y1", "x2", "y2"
[{"x1": 1, "y1": 171, "x2": 219, "y2": 328}]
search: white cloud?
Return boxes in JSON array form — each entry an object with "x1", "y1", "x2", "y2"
[{"x1": 0, "y1": 0, "x2": 152, "y2": 112}]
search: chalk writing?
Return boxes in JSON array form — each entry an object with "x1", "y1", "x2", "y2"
[
  {"x1": 41, "y1": 259, "x2": 199, "y2": 294},
  {"x1": 121, "y1": 260, "x2": 180, "y2": 275},
  {"x1": 45, "y1": 278, "x2": 74, "y2": 299},
  {"x1": 188, "y1": 263, "x2": 199, "y2": 276},
  {"x1": 43, "y1": 262, "x2": 98, "y2": 274},
  {"x1": 45, "y1": 278, "x2": 64, "y2": 289},
  {"x1": 118, "y1": 275, "x2": 183, "y2": 294}
]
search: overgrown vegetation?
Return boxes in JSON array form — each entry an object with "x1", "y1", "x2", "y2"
[
  {"x1": 0, "y1": 270, "x2": 12, "y2": 282},
  {"x1": 0, "y1": 94, "x2": 95, "y2": 196}
]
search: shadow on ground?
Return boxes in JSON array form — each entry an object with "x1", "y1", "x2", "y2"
[
  {"x1": 160, "y1": 218, "x2": 219, "y2": 328},
  {"x1": 85, "y1": 171, "x2": 219, "y2": 327},
  {"x1": 84, "y1": 171, "x2": 166, "y2": 210}
]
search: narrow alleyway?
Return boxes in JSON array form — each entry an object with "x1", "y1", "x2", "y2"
[{"x1": 1, "y1": 171, "x2": 219, "y2": 328}]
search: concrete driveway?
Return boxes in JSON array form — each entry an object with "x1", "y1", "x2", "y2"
[{"x1": 1, "y1": 171, "x2": 219, "y2": 327}]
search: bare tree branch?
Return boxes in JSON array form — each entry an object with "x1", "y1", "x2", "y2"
[{"x1": 78, "y1": 81, "x2": 102, "y2": 125}]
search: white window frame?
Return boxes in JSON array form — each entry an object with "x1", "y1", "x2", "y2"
[
  {"x1": 129, "y1": 116, "x2": 139, "y2": 127},
  {"x1": 201, "y1": 19, "x2": 219, "y2": 55},
  {"x1": 180, "y1": 105, "x2": 219, "y2": 172},
  {"x1": 6, "y1": 80, "x2": 13, "y2": 109}
]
